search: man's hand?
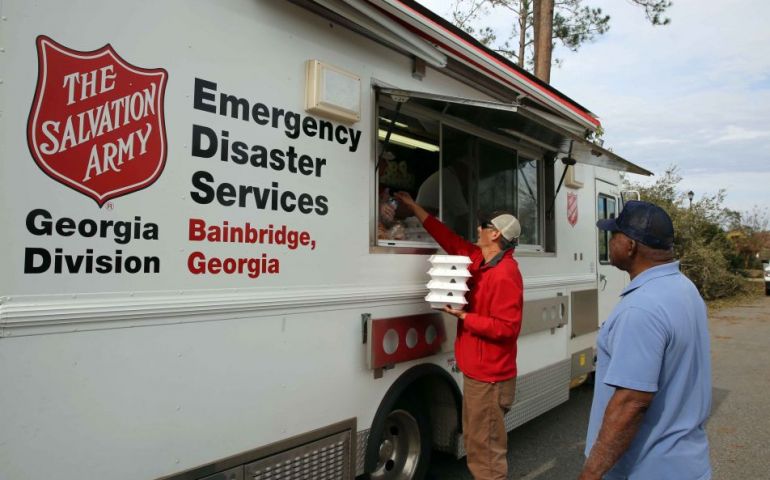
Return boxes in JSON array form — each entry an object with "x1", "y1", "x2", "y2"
[
  {"x1": 442, "y1": 305, "x2": 466, "y2": 320},
  {"x1": 393, "y1": 191, "x2": 416, "y2": 210},
  {"x1": 380, "y1": 202, "x2": 396, "y2": 225}
]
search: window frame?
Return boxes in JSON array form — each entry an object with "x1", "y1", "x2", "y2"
[
  {"x1": 597, "y1": 193, "x2": 618, "y2": 265},
  {"x1": 372, "y1": 90, "x2": 550, "y2": 254}
]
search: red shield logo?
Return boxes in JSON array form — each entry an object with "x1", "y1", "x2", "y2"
[
  {"x1": 567, "y1": 192, "x2": 578, "y2": 227},
  {"x1": 27, "y1": 36, "x2": 168, "y2": 206}
]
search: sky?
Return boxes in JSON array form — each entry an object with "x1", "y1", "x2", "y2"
[{"x1": 417, "y1": 0, "x2": 770, "y2": 216}]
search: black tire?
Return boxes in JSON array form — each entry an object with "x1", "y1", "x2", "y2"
[{"x1": 368, "y1": 395, "x2": 432, "y2": 480}]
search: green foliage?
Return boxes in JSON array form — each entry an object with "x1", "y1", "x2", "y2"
[
  {"x1": 629, "y1": 0, "x2": 673, "y2": 26},
  {"x1": 553, "y1": 2, "x2": 610, "y2": 52},
  {"x1": 446, "y1": 0, "x2": 671, "y2": 68},
  {"x1": 728, "y1": 206, "x2": 770, "y2": 269},
  {"x1": 679, "y1": 242, "x2": 746, "y2": 301},
  {"x1": 623, "y1": 166, "x2": 750, "y2": 300}
]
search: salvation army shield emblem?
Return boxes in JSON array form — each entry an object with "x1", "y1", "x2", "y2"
[
  {"x1": 27, "y1": 36, "x2": 168, "y2": 206},
  {"x1": 567, "y1": 192, "x2": 578, "y2": 227}
]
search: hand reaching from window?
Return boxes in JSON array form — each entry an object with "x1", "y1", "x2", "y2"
[
  {"x1": 380, "y1": 201, "x2": 396, "y2": 225},
  {"x1": 379, "y1": 188, "x2": 396, "y2": 227},
  {"x1": 394, "y1": 191, "x2": 428, "y2": 223}
]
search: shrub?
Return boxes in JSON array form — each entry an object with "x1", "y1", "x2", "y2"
[{"x1": 624, "y1": 167, "x2": 751, "y2": 300}]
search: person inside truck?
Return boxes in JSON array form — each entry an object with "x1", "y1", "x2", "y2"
[
  {"x1": 415, "y1": 163, "x2": 470, "y2": 233},
  {"x1": 377, "y1": 148, "x2": 438, "y2": 243},
  {"x1": 394, "y1": 190, "x2": 523, "y2": 480},
  {"x1": 581, "y1": 200, "x2": 712, "y2": 480},
  {"x1": 377, "y1": 151, "x2": 400, "y2": 240},
  {"x1": 414, "y1": 139, "x2": 471, "y2": 234}
]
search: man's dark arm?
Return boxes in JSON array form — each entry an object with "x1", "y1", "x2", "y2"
[{"x1": 579, "y1": 387, "x2": 654, "y2": 480}]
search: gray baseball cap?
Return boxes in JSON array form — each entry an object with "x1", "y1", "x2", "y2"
[{"x1": 480, "y1": 210, "x2": 521, "y2": 243}]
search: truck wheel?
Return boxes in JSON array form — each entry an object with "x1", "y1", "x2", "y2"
[
  {"x1": 369, "y1": 397, "x2": 432, "y2": 480},
  {"x1": 766, "y1": 285, "x2": 769, "y2": 296}
]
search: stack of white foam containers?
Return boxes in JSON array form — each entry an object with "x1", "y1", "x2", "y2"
[{"x1": 425, "y1": 255, "x2": 472, "y2": 309}]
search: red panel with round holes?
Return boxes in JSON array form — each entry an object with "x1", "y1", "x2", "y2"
[{"x1": 369, "y1": 313, "x2": 447, "y2": 369}]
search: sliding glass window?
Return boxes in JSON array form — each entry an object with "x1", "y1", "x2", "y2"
[{"x1": 374, "y1": 97, "x2": 547, "y2": 251}]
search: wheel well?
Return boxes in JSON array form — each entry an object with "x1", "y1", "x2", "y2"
[{"x1": 364, "y1": 364, "x2": 462, "y2": 473}]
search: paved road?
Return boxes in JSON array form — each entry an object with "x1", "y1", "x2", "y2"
[
  {"x1": 707, "y1": 294, "x2": 770, "y2": 479},
  {"x1": 428, "y1": 294, "x2": 770, "y2": 479}
]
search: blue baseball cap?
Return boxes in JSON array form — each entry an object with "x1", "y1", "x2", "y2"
[{"x1": 596, "y1": 200, "x2": 674, "y2": 250}]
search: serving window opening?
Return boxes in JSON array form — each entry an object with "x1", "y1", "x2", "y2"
[
  {"x1": 376, "y1": 109, "x2": 440, "y2": 246},
  {"x1": 375, "y1": 92, "x2": 550, "y2": 252}
]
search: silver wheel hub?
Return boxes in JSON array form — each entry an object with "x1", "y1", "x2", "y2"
[
  {"x1": 370, "y1": 409, "x2": 422, "y2": 480},
  {"x1": 379, "y1": 439, "x2": 395, "y2": 462}
]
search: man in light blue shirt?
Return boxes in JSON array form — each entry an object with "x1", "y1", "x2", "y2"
[{"x1": 580, "y1": 201, "x2": 712, "y2": 480}]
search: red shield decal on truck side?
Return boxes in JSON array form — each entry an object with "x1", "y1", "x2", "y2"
[
  {"x1": 567, "y1": 192, "x2": 578, "y2": 227},
  {"x1": 27, "y1": 36, "x2": 168, "y2": 206}
]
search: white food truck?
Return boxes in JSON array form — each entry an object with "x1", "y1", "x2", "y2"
[{"x1": 0, "y1": 1, "x2": 652, "y2": 479}]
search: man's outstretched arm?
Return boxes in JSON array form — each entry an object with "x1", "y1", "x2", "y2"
[{"x1": 579, "y1": 387, "x2": 654, "y2": 480}]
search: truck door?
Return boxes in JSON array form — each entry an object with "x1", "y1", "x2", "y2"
[{"x1": 596, "y1": 180, "x2": 627, "y2": 325}]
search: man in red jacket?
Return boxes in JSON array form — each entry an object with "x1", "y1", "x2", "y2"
[{"x1": 394, "y1": 191, "x2": 524, "y2": 480}]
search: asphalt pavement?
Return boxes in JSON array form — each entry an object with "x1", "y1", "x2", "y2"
[
  {"x1": 707, "y1": 293, "x2": 770, "y2": 479},
  {"x1": 427, "y1": 293, "x2": 770, "y2": 479}
]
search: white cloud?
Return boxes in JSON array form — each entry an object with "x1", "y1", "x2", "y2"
[
  {"x1": 626, "y1": 137, "x2": 682, "y2": 147},
  {"x1": 709, "y1": 126, "x2": 770, "y2": 144},
  {"x1": 551, "y1": 0, "x2": 770, "y2": 212},
  {"x1": 680, "y1": 171, "x2": 770, "y2": 214},
  {"x1": 416, "y1": 0, "x2": 770, "y2": 212},
  {"x1": 625, "y1": 169, "x2": 770, "y2": 215}
]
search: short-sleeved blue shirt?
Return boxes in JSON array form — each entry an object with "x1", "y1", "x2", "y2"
[{"x1": 585, "y1": 261, "x2": 712, "y2": 480}]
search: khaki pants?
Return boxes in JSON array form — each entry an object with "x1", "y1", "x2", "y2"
[{"x1": 462, "y1": 375, "x2": 517, "y2": 480}]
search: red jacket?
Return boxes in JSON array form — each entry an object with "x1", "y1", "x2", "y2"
[{"x1": 423, "y1": 216, "x2": 523, "y2": 382}]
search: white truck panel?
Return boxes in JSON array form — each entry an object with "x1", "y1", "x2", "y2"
[{"x1": 0, "y1": 0, "x2": 631, "y2": 478}]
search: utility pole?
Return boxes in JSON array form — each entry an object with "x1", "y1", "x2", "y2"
[{"x1": 533, "y1": 0, "x2": 554, "y2": 83}]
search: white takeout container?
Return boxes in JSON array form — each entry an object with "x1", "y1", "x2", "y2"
[
  {"x1": 427, "y1": 289, "x2": 464, "y2": 297},
  {"x1": 427, "y1": 267, "x2": 472, "y2": 278},
  {"x1": 426, "y1": 280, "x2": 469, "y2": 291},
  {"x1": 426, "y1": 255, "x2": 471, "y2": 309},
  {"x1": 425, "y1": 292, "x2": 468, "y2": 310},
  {"x1": 428, "y1": 254, "x2": 472, "y2": 266}
]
